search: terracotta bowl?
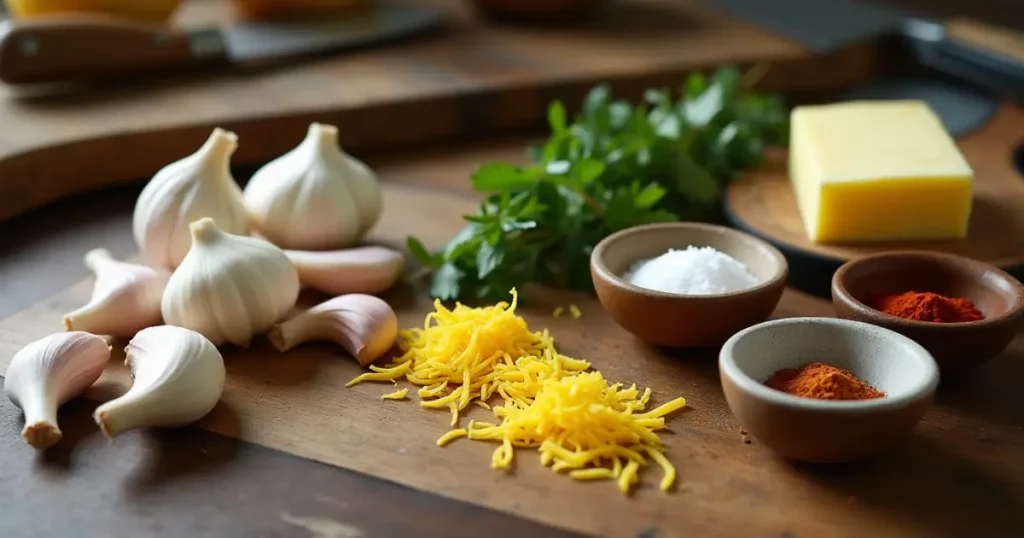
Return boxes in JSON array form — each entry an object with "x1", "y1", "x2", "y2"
[
  {"x1": 720, "y1": 317, "x2": 939, "y2": 463},
  {"x1": 832, "y1": 251, "x2": 1024, "y2": 371},
  {"x1": 590, "y1": 222, "x2": 788, "y2": 348}
]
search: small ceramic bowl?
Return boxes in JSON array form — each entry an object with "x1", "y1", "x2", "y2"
[
  {"x1": 590, "y1": 222, "x2": 788, "y2": 348},
  {"x1": 832, "y1": 251, "x2": 1024, "y2": 371},
  {"x1": 720, "y1": 317, "x2": 939, "y2": 463}
]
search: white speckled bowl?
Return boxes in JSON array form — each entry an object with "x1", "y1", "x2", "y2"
[{"x1": 719, "y1": 317, "x2": 939, "y2": 463}]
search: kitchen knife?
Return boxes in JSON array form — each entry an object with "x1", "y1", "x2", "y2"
[
  {"x1": 0, "y1": 1, "x2": 446, "y2": 85},
  {"x1": 703, "y1": 0, "x2": 1024, "y2": 98}
]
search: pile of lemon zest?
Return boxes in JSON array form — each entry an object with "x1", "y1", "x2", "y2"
[
  {"x1": 568, "y1": 304, "x2": 582, "y2": 319},
  {"x1": 463, "y1": 370, "x2": 685, "y2": 494},
  {"x1": 437, "y1": 428, "x2": 467, "y2": 447},
  {"x1": 349, "y1": 289, "x2": 686, "y2": 495},
  {"x1": 348, "y1": 288, "x2": 588, "y2": 423},
  {"x1": 381, "y1": 388, "x2": 409, "y2": 400}
]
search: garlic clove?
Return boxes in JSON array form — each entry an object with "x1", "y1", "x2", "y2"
[
  {"x1": 93, "y1": 326, "x2": 225, "y2": 439},
  {"x1": 284, "y1": 246, "x2": 404, "y2": 296},
  {"x1": 62, "y1": 248, "x2": 170, "y2": 338},
  {"x1": 242, "y1": 122, "x2": 382, "y2": 250},
  {"x1": 4, "y1": 332, "x2": 111, "y2": 449},
  {"x1": 268, "y1": 294, "x2": 397, "y2": 366},
  {"x1": 132, "y1": 128, "x2": 252, "y2": 270},
  {"x1": 161, "y1": 217, "x2": 300, "y2": 348}
]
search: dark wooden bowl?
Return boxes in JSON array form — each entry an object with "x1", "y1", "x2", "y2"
[
  {"x1": 590, "y1": 222, "x2": 788, "y2": 348},
  {"x1": 470, "y1": 0, "x2": 612, "y2": 23},
  {"x1": 832, "y1": 251, "x2": 1024, "y2": 371}
]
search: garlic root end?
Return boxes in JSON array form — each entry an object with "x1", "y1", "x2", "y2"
[
  {"x1": 267, "y1": 324, "x2": 294, "y2": 353},
  {"x1": 22, "y1": 422, "x2": 62, "y2": 449},
  {"x1": 93, "y1": 409, "x2": 119, "y2": 440}
]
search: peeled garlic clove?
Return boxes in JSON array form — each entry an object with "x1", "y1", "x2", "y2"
[
  {"x1": 93, "y1": 326, "x2": 225, "y2": 439},
  {"x1": 268, "y1": 294, "x2": 397, "y2": 365},
  {"x1": 133, "y1": 128, "x2": 251, "y2": 269},
  {"x1": 284, "y1": 246, "x2": 404, "y2": 296},
  {"x1": 242, "y1": 122, "x2": 382, "y2": 250},
  {"x1": 4, "y1": 332, "x2": 111, "y2": 449},
  {"x1": 62, "y1": 248, "x2": 170, "y2": 338},
  {"x1": 162, "y1": 217, "x2": 300, "y2": 347}
]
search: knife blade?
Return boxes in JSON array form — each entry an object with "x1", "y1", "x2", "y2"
[{"x1": 0, "y1": 1, "x2": 446, "y2": 85}]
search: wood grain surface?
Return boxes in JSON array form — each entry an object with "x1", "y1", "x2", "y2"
[
  {"x1": 725, "y1": 104, "x2": 1024, "y2": 273},
  {"x1": 0, "y1": 0, "x2": 888, "y2": 223},
  {"x1": 2, "y1": 136, "x2": 1023, "y2": 538}
]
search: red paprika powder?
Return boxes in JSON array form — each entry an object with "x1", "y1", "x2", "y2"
[
  {"x1": 871, "y1": 291, "x2": 982, "y2": 323},
  {"x1": 765, "y1": 362, "x2": 885, "y2": 401}
]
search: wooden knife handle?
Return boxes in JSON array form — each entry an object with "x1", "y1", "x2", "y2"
[
  {"x1": 946, "y1": 18, "x2": 1024, "y2": 64},
  {"x1": 0, "y1": 16, "x2": 226, "y2": 85}
]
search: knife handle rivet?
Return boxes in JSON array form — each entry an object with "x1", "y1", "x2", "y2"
[{"x1": 19, "y1": 36, "x2": 40, "y2": 57}]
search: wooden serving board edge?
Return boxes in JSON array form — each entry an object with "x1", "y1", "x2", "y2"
[{"x1": 0, "y1": 43, "x2": 885, "y2": 223}]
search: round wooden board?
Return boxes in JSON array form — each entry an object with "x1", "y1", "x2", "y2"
[{"x1": 725, "y1": 103, "x2": 1024, "y2": 296}]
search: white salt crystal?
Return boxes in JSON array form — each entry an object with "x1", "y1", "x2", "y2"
[{"x1": 623, "y1": 246, "x2": 759, "y2": 295}]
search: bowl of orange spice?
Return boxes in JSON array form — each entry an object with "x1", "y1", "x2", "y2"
[
  {"x1": 720, "y1": 317, "x2": 939, "y2": 463},
  {"x1": 832, "y1": 251, "x2": 1024, "y2": 371}
]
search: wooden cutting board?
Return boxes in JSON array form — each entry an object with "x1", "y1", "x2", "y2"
[
  {"x1": 1, "y1": 134, "x2": 1023, "y2": 538},
  {"x1": 0, "y1": 0, "x2": 885, "y2": 222}
]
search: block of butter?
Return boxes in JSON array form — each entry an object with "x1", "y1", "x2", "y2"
[{"x1": 789, "y1": 100, "x2": 973, "y2": 243}]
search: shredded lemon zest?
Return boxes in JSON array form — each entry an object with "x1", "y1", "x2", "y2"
[
  {"x1": 553, "y1": 306, "x2": 565, "y2": 318},
  {"x1": 347, "y1": 289, "x2": 588, "y2": 422},
  {"x1": 437, "y1": 428, "x2": 467, "y2": 446},
  {"x1": 568, "y1": 304, "x2": 582, "y2": 319},
  {"x1": 381, "y1": 388, "x2": 409, "y2": 400},
  {"x1": 466, "y1": 371, "x2": 685, "y2": 494},
  {"x1": 348, "y1": 289, "x2": 685, "y2": 495}
]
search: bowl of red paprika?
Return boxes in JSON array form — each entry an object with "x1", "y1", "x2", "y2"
[
  {"x1": 720, "y1": 317, "x2": 939, "y2": 463},
  {"x1": 831, "y1": 251, "x2": 1024, "y2": 371}
]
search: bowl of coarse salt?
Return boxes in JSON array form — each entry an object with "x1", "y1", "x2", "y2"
[{"x1": 591, "y1": 222, "x2": 788, "y2": 348}]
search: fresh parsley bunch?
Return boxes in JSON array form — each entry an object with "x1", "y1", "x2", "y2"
[{"x1": 409, "y1": 66, "x2": 788, "y2": 301}]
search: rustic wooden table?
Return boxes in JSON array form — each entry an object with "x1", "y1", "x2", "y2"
[
  {"x1": 3, "y1": 136, "x2": 1023, "y2": 538},
  {"x1": 2, "y1": 1, "x2": 1023, "y2": 537}
]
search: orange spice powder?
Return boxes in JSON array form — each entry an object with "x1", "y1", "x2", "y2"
[{"x1": 764, "y1": 362, "x2": 885, "y2": 401}]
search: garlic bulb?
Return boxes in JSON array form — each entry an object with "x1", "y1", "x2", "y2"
[
  {"x1": 284, "y1": 246, "x2": 404, "y2": 296},
  {"x1": 4, "y1": 332, "x2": 111, "y2": 449},
  {"x1": 63, "y1": 248, "x2": 170, "y2": 338},
  {"x1": 132, "y1": 128, "x2": 251, "y2": 269},
  {"x1": 242, "y1": 122, "x2": 382, "y2": 250},
  {"x1": 93, "y1": 326, "x2": 225, "y2": 439},
  {"x1": 268, "y1": 294, "x2": 397, "y2": 365},
  {"x1": 162, "y1": 217, "x2": 300, "y2": 347}
]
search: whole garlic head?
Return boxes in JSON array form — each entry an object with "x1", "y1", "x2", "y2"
[
  {"x1": 161, "y1": 217, "x2": 300, "y2": 347},
  {"x1": 242, "y1": 122, "x2": 382, "y2": 250},
  {"x1": 93, "y1": 326, "x2": 225, "y2": 439},
  {"x1": 133, "y1": 128, "x2": 251, "y2": 269}
]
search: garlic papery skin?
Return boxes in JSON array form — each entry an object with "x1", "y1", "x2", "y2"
[
  {"x1": 161, "y1": 217, "x2": 300, "y2": 347},
  {"x1": 268, "y1": 294, "x2": 397, "y2": 365},
  {"x1": 284, "y1": 246, "x2": 404, "y2": 296},
  {"x1": 93, "y1": 326, "x2": 225, "y2": 439},
  {"x1": 242, "y1": 122, "x2": 382, "y2": 250},
  {"x1": 63, "y1": 248, "x2": 170, "y2": 338},
  {"x1": 132, "y1": 128, "x2": 251, "y2": 270},
  {"x1": 4, "y1": 332, "x2": 111, "y2": 449}
]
